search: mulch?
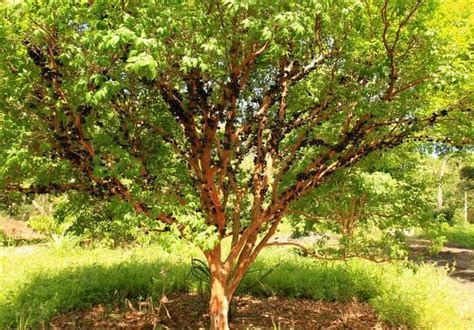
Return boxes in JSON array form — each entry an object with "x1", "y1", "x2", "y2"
[{"x1": 50, "y1": 293, "x2": 391, "y2": 329}]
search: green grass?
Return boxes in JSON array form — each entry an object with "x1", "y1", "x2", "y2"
[
  {"x1": 244, "y1": 249, "x2": 465, "y2": 329},
  {"x1": 0, "y1": 244, "x2": 467, "y2": 329},
  {"x1": 0, "y1": 243, "x2": 197, "y2": 327},
  {"x1": 441, "y1": 223, "x2": 474, "y2": 249}
]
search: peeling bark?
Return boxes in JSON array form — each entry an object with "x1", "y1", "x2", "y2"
[{"x1": 209, "y1": 276, "x2": 231, "y2": 330}]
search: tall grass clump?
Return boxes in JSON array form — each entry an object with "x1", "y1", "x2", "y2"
[
  {"x1": 0, "y1": 244, "x2": 465, "y2": 328},
  {"x1": 443, "y1": 223, "x2": 474, "y2": 249},
  {"x1": 370, "y1": 263, "x2": 462, "y2": 329},
  {"x1": 0, "y1": 244, "x2": 197, "y2": 328},
  {"x1": 0, "y1": 229, "x2": 6, "y2": 247},
  {"x1": 242, "y1": 248, "x2": 463, "y2": 328}
]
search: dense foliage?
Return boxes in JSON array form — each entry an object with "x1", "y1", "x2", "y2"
[{"x1": 0, "y1": 1, "x2": 472, "y2": 327}]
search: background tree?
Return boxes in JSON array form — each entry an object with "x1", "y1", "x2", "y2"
[
  {"x1": 287, "y1": 146, "x2": 433, "y2": 260},
  {"x1": 0, "y1": 1, "x2": 472, "y2": 328},
  {"x1": 460, "y1": 164, "x2": 474, "y2": 223},
  {"x1": 423, "y1": 151, "x2": 473, "y2": 224}
]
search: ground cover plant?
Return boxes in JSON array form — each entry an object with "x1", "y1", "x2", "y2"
[
  {"x1": 0, "y1": 0, "x2": 472, "y2": 328},
  {"x1": 416, "y1": 222, "x2": 474, "y2": 252},
  {"x1": 0, "y1": 244, "x2": 194, "y2": 327},
  {"x1": 0, "y1": 244, "x2": 467, "y2": 329},
  {"x1": 433, "y1": 223, "x2": 474, "y2": 250}
]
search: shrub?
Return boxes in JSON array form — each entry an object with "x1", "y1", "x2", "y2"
[
  {"x1": 434, "y1": 208, "x2": 455, "y2": 225},
  {"x1": 27, "y1": 215, "x2": 58, "y2": 236}
]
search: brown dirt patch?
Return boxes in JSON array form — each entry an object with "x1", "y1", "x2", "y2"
[
  {"x1": 408, "y1": 238, "x2": 474, "y2": 283},
  {"x1": 0, "y1": 217, "x2": 44, "y2": 240},
  {"x1": 50, "y1": 293, "x2": 390, "y2": 329}
]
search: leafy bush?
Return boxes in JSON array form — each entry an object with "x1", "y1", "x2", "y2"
[
  {"x1": 27, "y1": 215, "x2": 80, "y2": 250},
  {"x1": 27, "y1": 215, "x2": 60, "y2": 236},
  {"x1": 427, "y1": 233, "x2": 448, "y2": 255},
  {"x1": 434, "y1": 208, "x2": 455, "y2": 225}
]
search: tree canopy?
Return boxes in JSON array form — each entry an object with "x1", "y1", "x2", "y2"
[{"x1": 0, "y1": 1, "x2": 472, "y2": 328}]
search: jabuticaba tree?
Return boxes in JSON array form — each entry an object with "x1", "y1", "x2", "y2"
[
  {"x1": 286, "y1": 146, "x2": 436, "y2": 261},
  {"x1": 0, "y1": 0, "x2": 472, "y2": 328}
]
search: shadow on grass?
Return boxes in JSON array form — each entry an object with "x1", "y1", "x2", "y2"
[
  {"x1": 0, "y1": 249, "x2": 463, "y2": 329},
  {"x1": 1, "y1": 237, "x2": 46, "y2": 247},
  {"x1": 0, "y1": 258, "x2": 191, "y2": 327},
  {"x1": 1, "y1": 253, "x2": 378, "y2": 327},
  {"x1": 240, "y1": 257, "x2": 383, "y2": 303}
]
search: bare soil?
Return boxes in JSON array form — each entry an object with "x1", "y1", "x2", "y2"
[
  {"x1": 0, "y1": 217, "x2": 44, "y2": 240},
  {"x1": 51, "y1": 293, "x2": 390, "y2": 329},
  {"x1": 408, "y1": 238, "x2": 474, "y2": 284}
]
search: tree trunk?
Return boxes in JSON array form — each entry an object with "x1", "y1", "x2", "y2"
[
  {"x1": 437, "y1": 181, "x2": 444, "y2": 211},
  {"x1": 209, "y1": 272, "x2": 231, "y2": 330},
  {"x1": 437, "y1": 158, "x2": 447, "y2": 211},
  {"x1": 464, "y1": 190, "x2": 468, "y2": 223},
  {"x1": 206, "y1": 245, "x2": 233, "y2": 330}
]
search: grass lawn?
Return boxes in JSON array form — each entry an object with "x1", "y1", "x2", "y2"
[
  {"x1": 0, "y1": 243, "x2": 468, "y2": 329},
  {"x1": 441, "y1": 223, "x2": 474, "y2": 249}
]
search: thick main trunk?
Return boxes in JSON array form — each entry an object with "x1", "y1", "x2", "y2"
[
  {"x1": 205, "y1": 214, "x2": 279, "y2": 329},
  {"x1": 209, "y1": 273, "x2": 231, "y2": 330}
]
